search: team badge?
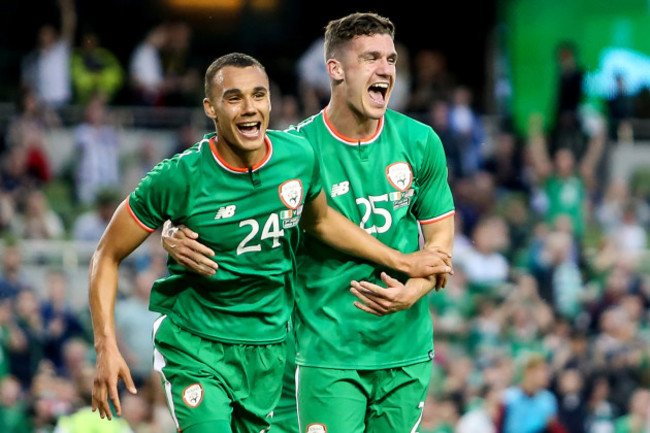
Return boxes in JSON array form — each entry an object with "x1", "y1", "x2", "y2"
[
  {"x1": 306, "y1": 424, "x2": 327, "y2": 433},
  {"x1": 182, "y1": 383, "x2": 204, "y2": 408},
  {"x1": 386, "y1": 162, "x2": 413, "y2": 192},
  {"x1": 279, "y1": 179, "x2": 304, "y2": 210}
]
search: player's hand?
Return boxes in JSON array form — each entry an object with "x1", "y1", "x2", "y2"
[
  {"x1": 399, "y1": 247, "x2": 452, "y2": 278},
  {"x1": 161, "y1": 220, "x2": 218, "y2": 277},
  {"x1": 92, "y1": 343, "x2": 137, "y2": 420},
  {"x1": 350, "y1": 272, "x2": 421, "y2": 316}
]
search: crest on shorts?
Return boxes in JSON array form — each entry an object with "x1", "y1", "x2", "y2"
[
  {"x1": 386, "y1": 162, "x2": 413, "y2": 192},
  {"x1": 279, "y1": 179, "x2": 304, "y2": 210},
  {"x1": 182, "y1": 383, "x2": 204, "y2": 408},
  {"x1": 306, "y1": 424, "x2": 327, "y2": 433}
]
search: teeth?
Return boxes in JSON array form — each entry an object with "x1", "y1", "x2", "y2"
[
  {"x1": 372, "y1": 83, "x2": 389, "y2": 88},
  {"x1": 239, "y1": 122, "x2": 258, "y2": 127}
]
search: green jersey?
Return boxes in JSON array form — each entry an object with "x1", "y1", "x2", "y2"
[
  {"x1": 288, "y1": 109, "x2": 454, "y2": 369},
  {"x1": 544, "y1": 174, "x2": 586, "y2": 237},
  {"x1": 128, "y1": 131, "x2": 321, "y2": 344}
]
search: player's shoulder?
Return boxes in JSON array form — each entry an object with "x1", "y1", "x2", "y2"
[
  {"x1": 385, "y1": 109, "x2": 432, "y2": 133},
  {"x1": 150, "y1": 134, "x2": 210, "y2": 176},
  {"x1": 267, "y1": 129, "x2": 314, "y2": 154},
  {"x1": 283, "y1": 111, "x2": 323, "y2": 136}
]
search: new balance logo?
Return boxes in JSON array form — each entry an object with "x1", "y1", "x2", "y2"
[
  {"x1": 214, "y1": 205, "x2": 236, "y2": 219},
  {"x1": 331, "y1": 181, "x2": 350, "y2": 198}
]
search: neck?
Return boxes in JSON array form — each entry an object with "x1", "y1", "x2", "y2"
[
  {"x1": 215, "y1": 136, "x2": 267, "y2": 169},
  {"x1": 325, "y1": 100, "x2": 380, "y2": 140}
]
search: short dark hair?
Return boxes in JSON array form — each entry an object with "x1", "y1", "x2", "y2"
[
  {"x1": 204, "y1": 52, "x2": 266, "y2": 98},
  {"x1": 324, "y1": 12, "x2": 395, "y2": 61}
]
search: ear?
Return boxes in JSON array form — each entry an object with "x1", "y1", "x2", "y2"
[
  {"x1": 203, "y1": 98, "x2": 216, "y2": 120},
  {"x1": 327, "y1": 59, "x2": 343, "y2": 81}
]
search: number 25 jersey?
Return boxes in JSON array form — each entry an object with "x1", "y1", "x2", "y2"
[{"x1": 288, "y1": 109, "x2": 455, "y2": 369}]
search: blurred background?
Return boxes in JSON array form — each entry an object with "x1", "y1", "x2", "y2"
[{"x1": 0, "y1": 0, "x2": 650, "y2": 432}]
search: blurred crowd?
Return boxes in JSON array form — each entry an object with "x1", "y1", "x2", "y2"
[{"x1": 1, "y1": 0, "x2": 650, "y2": 432}]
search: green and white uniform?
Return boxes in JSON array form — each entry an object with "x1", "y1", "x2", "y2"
[
  {"x1": 288, "y1": 109, "x2": 454, "y2": 433},
  {"x1": 127, "y1": 131, "x2": 321, "y2": 433}
]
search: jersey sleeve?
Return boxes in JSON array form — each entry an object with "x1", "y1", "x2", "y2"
[
  {"x1": 411, "y1": 128, "x2": 455, "y2": 224},
  {"x1": 127, "y1": 158, "x2": 187, "y2": 231},
  {"x1": 302, "y1": 137, "x2": 322, "y2": 203}
]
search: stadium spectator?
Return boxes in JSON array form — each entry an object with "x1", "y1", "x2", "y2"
[
  {"x1": 295, "y1": 36, "x2": 330, "y2": 115},
  {"x1": 425, "y1": 99, "x2": 464, "y2": 182},
  {"x1": 0, "y1": 375, "x2": 31, "y2": 433},
  {"x1": 72, "y1": 188, "x2": 121, "y2": 243},
  {"x1": 498, "y1": 353, "x2": 568, "y2": 433},
  {"x1": 0, "y1": 244, "x2": 32, "y2": 301},
  {"x1": 449, "y1": 85, "x2": 486, "y2": 178},
  {"x1": 456, "y1": 384, "x2": 502, "y2": 433},
  {"x1": 613, "y1": 388, "x2": 650, "y2": 433},
  {"x1": 73, "y1": 95, "x2": 121, "y2": 206},
  {"x1": 128, "y1": 24, "x2": 167, "y2": 106},
  {"x1": 20, "y1": 0, "x2": 77, "y2": 109},
  {"x1": 555, "y1": 368, "x2": 588, "y2": 433},
  {"x1": 10, "y1": 188, "x2": 65, "y2": 240},
  {"x1": 40, "y1": 270, "x2": 85, "y2": 371},
  {"x1": 71, "y1": 29, "x2": 124, "y2": 104},
  {"x1": 158, "y1": 21, "x2": 201, "y2": 107},
  {"x1": 551, "y1": 41, "x2": 586, "y2": 159},
  {"x1": 9, "y1": 289, "x2": 45, "y2": 389},
  {"x1": 407, "y1": 49, "x2": 456, "y2": 115},
  {"x1": 457, "y1": 215, "x2": 510, "y2": 294},
  {"x1": 114, "y1": 269, "x2": 159, "y2": 388}
]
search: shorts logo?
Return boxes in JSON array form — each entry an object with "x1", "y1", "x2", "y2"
[
  {"x1": 386, "y1": 162, "x2": 413, "y2": 192},
  {"x1": 279, "y1": 179, "x2": 303, "y2": 210},
  {"x1": 182, "y1": 383, "x2": 204, "y2": 408},
  {"x1": 306, "y1": 424, "x2": 327, "y2": 433}
]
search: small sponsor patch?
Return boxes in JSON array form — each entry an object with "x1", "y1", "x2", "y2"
[
  {"x1": 306, "y1": 424, "x2": 327, "y2": 433},
  {"x1": 182, "y1": 383, "x2": 204, "y2": 408},
  {"x1": 386, "y1": 162, "x2": 413, "y2": 192},
  {"x1": 282, "y1": 217, "x2": 300, "y2": 229},
  {"x1": 392, "y1": 197, "x2": 411, "y2": 210},
  {"x1": 428, "y1": 350, "x2": 435, "y2": 360}
]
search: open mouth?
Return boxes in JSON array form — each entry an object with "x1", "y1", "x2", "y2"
[
  {"x1": 368, "y1": 82, "x2": 389, "y2": 105},
  {"x1": 237, "y1": 121, "x2": 262, "y2": 137}
]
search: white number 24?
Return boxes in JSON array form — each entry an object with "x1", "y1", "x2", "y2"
[{"x1": 236, "y1": 214, "x2": 285, "y2": 255}]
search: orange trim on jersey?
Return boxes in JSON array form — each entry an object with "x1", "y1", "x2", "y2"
[
  {"x1": 125, "y1": 197, "x2": 156, "y2": 232},
  {"x1": 209, "y1": 135, "x2": 272, "y2": 172},
  {"x1": 322, "y1": 106, "x2": 384, "y2": 144},
  {"x1": 419, "y1": 210, "x2": 455, "y2": 225}
]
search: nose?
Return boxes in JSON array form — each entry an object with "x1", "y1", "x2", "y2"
[
  {"x1": 376, "y1": 57, "x2": 395, "y2": 76},
  {"x1": 242, "y1": 96, "x2": 256, "y2": 114}
]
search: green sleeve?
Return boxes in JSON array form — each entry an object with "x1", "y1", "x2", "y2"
[
  {"x1": 127, "y1": 158, "x2": 187, "y2": 231},
  {"x1": 411, "y1": 128, "x2": 455, "y2": 222},
  {"x1": 305, "y1": 143, "x2": 323, "y2": 202}
]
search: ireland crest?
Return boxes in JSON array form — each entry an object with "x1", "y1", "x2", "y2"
[
  {"x1": 386, "y1": 162, "x2": 413, "y2": 192},
  {"x1": 279, "y1": 179, "x2": 303, "y2": 210}
]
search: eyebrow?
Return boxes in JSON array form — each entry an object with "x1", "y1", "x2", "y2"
[
  {"x1": 360, "y1": 50, "x2": 398, "y2": 60},
  {"x1": 222, "y1": 86, "x2": 268, "y2": 98}
]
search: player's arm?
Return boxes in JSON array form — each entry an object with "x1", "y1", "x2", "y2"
[
  {"x1": 89, "y1": 200, "x2": 151, "y2": 420},
  {"x1": 351, "y1": 213, "x2": 454, "y2": 316},
  {"x1": 299, "y1": 190, "x2": 451, "y2": 278}
]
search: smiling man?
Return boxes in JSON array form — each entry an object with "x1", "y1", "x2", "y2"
[
  {"x1": 88, "y1": 52, "x2": 449, "y2": 433},
  {"x1": 161, "y1": 13, "x2": 456, "y2": 433}
]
